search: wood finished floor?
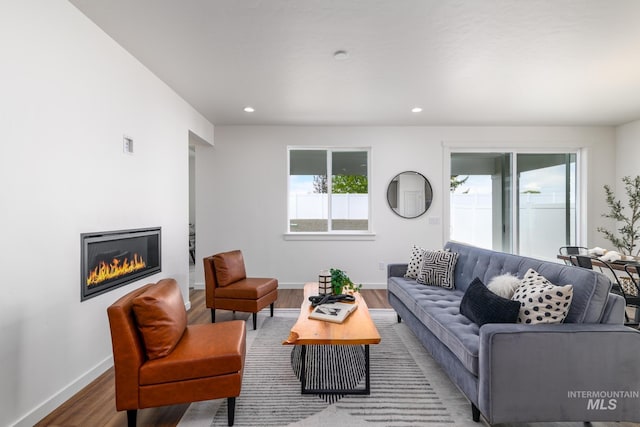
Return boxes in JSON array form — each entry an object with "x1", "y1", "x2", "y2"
[{"x1": 35, "y1": 288, "x2": 390, "y2": 427}]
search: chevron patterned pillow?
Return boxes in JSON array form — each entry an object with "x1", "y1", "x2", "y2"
[{"x1": 416, "y1": 249, "x2": 459, "y2": 289}]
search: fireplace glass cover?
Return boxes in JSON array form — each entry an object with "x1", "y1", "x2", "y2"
[{"x1": 81, "y1": 227, "x2": 161, "y2": 301}]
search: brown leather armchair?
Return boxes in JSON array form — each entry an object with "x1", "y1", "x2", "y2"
[
  {"x1": 203, "y1": 250, "x2": 278, "y2": 330},
  {"x1": 107, "y1": 278, "x2": 246, "y2": 427}
]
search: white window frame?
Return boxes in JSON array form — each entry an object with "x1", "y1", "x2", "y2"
[{"x1": 284, "y1": 147, "x2": 375, "y2": 241}]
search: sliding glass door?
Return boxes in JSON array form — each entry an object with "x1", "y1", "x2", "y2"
[
  {"x1": 450, "y1": 153, "x2": 512, "y2": 252},
  {"x1": 517, "y1": 153, "x2": 576, "y2": 259},
  {"x1": 450, "y1": 151, "x2": 577, "y2": 259}
]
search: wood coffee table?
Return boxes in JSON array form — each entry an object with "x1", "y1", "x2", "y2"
[{"x1": 282, "y1": 282, "x2": 381, "y2": 395}]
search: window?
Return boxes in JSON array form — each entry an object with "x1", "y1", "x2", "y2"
[
  {"x1": 288, "y1": 148, "x2": 370, "y2": 233},
  {"x1": 450, "y1": 151, "x2": 578, "y2": 260}
]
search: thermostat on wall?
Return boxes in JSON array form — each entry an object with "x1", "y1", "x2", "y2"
[{"x1": 123, "y1": 135, "x2": 134, "y2": 154}]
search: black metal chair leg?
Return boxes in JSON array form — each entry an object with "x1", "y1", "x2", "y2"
[
  {"x1": 211, "y1": 308, "x2": 216, "y2": 323},
  {"x1": 252, "y1": 312, "x2": 257, "y2": 330},
  {"x1": 127, "y1": 409, "x2": 137, "y2": 427},
  {"x1": 227, "y1": 397, "x2": 236, "y2": 426},
  {"x1": 270, "y1": 302, "x2": 274, "y2": 317}
]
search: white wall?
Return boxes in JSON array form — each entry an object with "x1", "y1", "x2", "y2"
[
  {"x1": 616, "y1": 119, "x2": 640, "y2": 180},
  {"x1": 0, "y1": 1, "x2": 213, "y2": 426},
  {"x1": 195, "y1": 126, "x2": 615, "y2": 289},
  {"x1": 613, "y1": 120, "x2": 640, "y2": 250},
  {"x1": 189, "y1": 151, "x2": 197, "y2": 225}
]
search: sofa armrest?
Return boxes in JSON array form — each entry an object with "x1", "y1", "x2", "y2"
[
  {"x1": 478, "y1": 323, "x2": 640, "y2": 424},
  {"x1": 601, "y1": 293, "x2": 625, "y2": 324},
  {"x1": 387, "y1": 263, "x2": 408, "y2": 278}
]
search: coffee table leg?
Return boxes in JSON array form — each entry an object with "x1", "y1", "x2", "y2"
[
  {"x1": 299, "y1": 344, "x2": 370, "y2": 395},
  {"x1": 364, "y1": 344, "x2": 370, "y2": 394},
  {"x1": 300, "y1": 345, "x2": 307, "y2": 394}
]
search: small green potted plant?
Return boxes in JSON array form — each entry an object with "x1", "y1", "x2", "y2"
[{"x1": 330, "y1": 268, "x2": 362, "y2": 295}]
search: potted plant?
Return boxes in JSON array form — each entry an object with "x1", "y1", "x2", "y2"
[
  {"x1": 597, "y1": 175, "x2": 640, "y2": 257},
  {"x1": 329, "y1": 268, "x2": 362, "y2": 295}
]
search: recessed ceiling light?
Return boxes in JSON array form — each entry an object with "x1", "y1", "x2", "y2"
[
  {"x1": 411, "y1": 107, "x2": 423, "y2": 113},
  {"x1": 243, "y1": 106, "x2": 255, "y2": 113},
  {"x1": 333, "y1": 50, "x2": 349, "y2": 60}
]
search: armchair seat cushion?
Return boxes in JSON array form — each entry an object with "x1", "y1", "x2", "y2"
[
  {"x1": 140, "y1": 320, "x2": 246, "y2": 385},
  {"x1": 214, "y1": 277, "x2": 278, "y2": 300}
]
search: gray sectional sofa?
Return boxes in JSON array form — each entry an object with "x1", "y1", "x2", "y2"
[{"x1": 388, "y1": 240, "x2": 640, "y2": 424}]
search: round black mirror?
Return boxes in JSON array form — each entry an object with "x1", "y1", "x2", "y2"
[{"x1": 387, "y1": 171, "x2": 433, "y2": 218}]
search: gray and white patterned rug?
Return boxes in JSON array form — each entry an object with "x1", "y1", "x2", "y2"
[{"x1": 177, "y1": 309, "x2": 480, "y2": 427}]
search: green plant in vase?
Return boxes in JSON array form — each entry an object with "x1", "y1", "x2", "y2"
[
  {"x1": 330, "y1": 268, "x2": 362, "y2": 295},
  {"x1": 597, "y1": 175, "x2": 640, "y2": 257}
]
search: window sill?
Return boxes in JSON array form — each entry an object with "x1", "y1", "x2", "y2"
[{"x1": 283, "y1": 232, "x2": 376, "y2": 241}]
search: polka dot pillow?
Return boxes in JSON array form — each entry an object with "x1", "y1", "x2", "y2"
[
  {"x1": 404, "y1": 245, "x2": 426, "y2": 279},
  {"x1": 511, "y1": 268, "x2": 573, "y2": 324}
]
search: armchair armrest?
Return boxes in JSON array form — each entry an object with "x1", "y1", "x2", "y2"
[
  {"x1": 478, "y1": 323, "x2": 640, "y2": 424},
  {"x1": 387, "y1": 263, "x2": 408, "y2": 278}
]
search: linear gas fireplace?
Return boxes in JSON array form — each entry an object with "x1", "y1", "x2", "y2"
[{"x1": 81, "y1": 227, "x2": 161, "y2": 301}]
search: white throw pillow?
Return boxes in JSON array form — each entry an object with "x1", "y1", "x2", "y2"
[
  {"x1": 511, "y1": 268, "x2": 573, "y2": 324},
  {"x1": 486, "y1": 273, "x2": 521, "y2": 299},
  {"x1": 404, "y1": 245, "x2": 426, "y2": 279}
]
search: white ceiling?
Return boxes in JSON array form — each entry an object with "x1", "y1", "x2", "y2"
[{"x1": 69, "y1": 0, "x2": 640, "y2": 126}]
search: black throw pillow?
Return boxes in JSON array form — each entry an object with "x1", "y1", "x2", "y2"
[{"x1": 460, "y1": 277, "x2": 520, "y2": 326}]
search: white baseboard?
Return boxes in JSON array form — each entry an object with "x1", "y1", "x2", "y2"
[
  {"x1": 13, "y1": 356, "x2": 113, "y2": 427},
  {"x1": 275, "y1": 282, "x2": 388, "y2": 289},
  {"x1": 191, "y1": 282, "x2": 387, "y2": 290}
]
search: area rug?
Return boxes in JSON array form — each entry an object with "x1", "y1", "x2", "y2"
[{"x1": 177, "y1": 309, "x2": 480, "y2": 427}]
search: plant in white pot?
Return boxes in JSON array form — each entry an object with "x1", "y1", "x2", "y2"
[{"x1": 597, "y1": 175, "x2": 640, "y2": 257}]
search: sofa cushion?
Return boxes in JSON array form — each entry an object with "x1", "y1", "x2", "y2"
[
  {"x1": 460, "y1": 278, "x2": 520, "y2": 326},
  {"x1": 417, "y1": 249, "x2": 459, "y2": 289},
  {"x1": 404, "y1": 245, "x2": 426, "y2": 279},
  {"x1": 213, "y1": 250, "x2": 247, "y2": 287},
  {"x1": 388, "y1": 276, "x2": 480, "y2": 375},
  {"x1": 512, "y1": 269, "x2": 573, "y2": 324},
  {"x1": 133, "y1": 279, "x2": 187, "y2": 360}
]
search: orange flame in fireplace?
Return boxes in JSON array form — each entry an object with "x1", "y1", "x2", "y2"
[{"x1": 87, "y1": 253, "x2": 146, "y2": 286}]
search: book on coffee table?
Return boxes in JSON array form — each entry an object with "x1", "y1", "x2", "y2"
[{"x1": 308, "y1": 302, "x2": 358, "y2": 323}]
